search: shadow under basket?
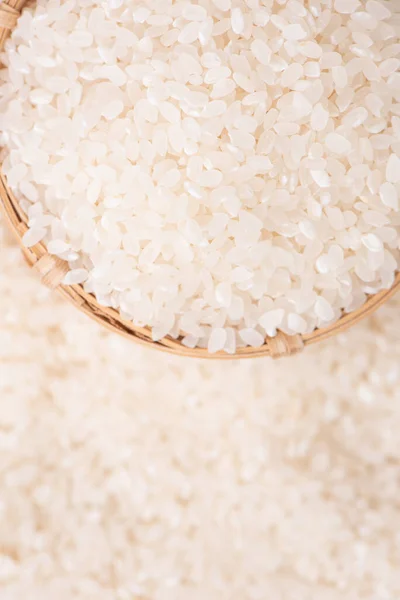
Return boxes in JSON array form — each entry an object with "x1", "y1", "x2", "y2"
[{"x1": 1, "y1": 1, "x2": 400, "y2": 359}]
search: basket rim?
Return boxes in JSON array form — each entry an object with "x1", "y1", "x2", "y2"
[{"x1": 1, "y1": 0, "x2": 399, "y2": 359}]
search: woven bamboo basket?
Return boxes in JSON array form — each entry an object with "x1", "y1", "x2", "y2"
[{"x1": 1, "y1": 0, "x2": 400, "y2": 359}]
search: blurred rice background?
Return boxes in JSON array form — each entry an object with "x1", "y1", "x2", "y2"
[{"x1": 1, "y1": 218, "x2": 400, "y2": 600}]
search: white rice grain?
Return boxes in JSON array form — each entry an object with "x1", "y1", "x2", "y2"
[{"x1": 0, "y1": 0, "x2": 399, "y2": 352}]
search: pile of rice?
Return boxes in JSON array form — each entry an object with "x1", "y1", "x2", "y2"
[
  {"x1": 1, "y1": 220, "x2": 400, "y2": 600},
  {"x1": 1, "y1": 0, "x2": 399, "y2": 352}
]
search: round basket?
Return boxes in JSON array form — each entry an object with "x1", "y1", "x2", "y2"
[{"x1": 1, "y1": 0, "x2": 399, "y2": 359}]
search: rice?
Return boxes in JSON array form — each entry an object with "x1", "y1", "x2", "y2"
[
  {"x1": 2, "y1": 218, "x2": 400, "y2": 600},
  {"x1": 0, "y1": 0, "x2": 399, "y2": 353}
]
